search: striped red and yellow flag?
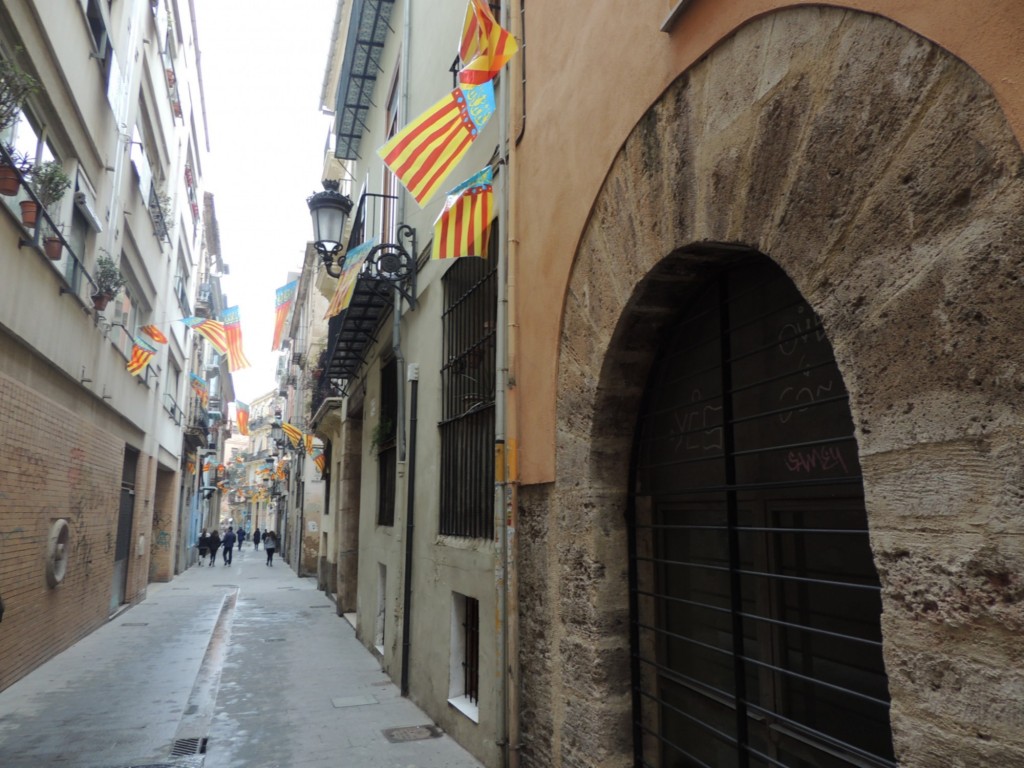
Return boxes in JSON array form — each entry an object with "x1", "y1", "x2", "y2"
[
  {"x1": 235, "y1": 401, "x2": 250, "y2": 437},
  {"x1": 304, "y1": 433, "x2": 314, "y2": 455},
  {"x1": 220, "y1": 306, "x2": 251, "y2": 372},
  {"x1": 313, "y1": 450, "x2": 326, "y2": 475},
  {"x1": 325, "y1": 240, "x2": 375, "y2": 319},
  {"x1": 377, "y1": 80, "x2": 495, "y2": 206},
  {"x1": 432, "y1": 166, "x2": 493, "y2": 260},
  {"x1": 272, "y1": 280, "x2": 298, "y2": 351},
  {"x1": 127, "y1": 336, "x2": 157, "y2": 376},
  {"x1": 458, "y1": 0, "x2": 519, "y2": 86},
  {"x1": 190, "y1": 373, "x2": 208, "y2": 406},
  {"x1": 140, "y1": 324, "x2": 168, "y2": 344},
  {"x1": 281, "y1": 422, "x2": 303, "y2": 448},
  {"x1": 181, "y1": 317, "x2": 229, "y2": 354}
]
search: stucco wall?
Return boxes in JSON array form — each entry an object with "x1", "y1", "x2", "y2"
[
  {"x1": 511, "y1": 0, "x2": 1024, "y2": 485},
  {"x1": 520, "y1": 7, "x2": 1024, "y2": 766}
]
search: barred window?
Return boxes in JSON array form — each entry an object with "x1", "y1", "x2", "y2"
[
  {"x1": 439, "y1": 237, "x2": 497, "y2": 538},
  {"x1": 377, "y1": 356, "x2": 397, "y2": 526}
]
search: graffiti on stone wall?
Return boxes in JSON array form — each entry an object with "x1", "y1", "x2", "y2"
[{"x1": 154, "y1": 530, "x2": 171, "y2": 550}]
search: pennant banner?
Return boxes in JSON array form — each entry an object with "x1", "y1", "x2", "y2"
[
  {"x1": 272, "y1": 280, "x2": 298, "y2": 351},
  {"x1": 127, "y1": 335, "x2": 157, "y2": 376},
  {"x1": 325, "y1": 239, "x2": 376, "y2": 319},
  {"x1": 377, "y1": 80, "x2": 495, "y2": 206},
  {"x1": 236, "y1": 401, "x2": 250, "y2": 437},
  {"x1": 140, "y1": 324, "x2": 168, "y2": 344},
  {"x1": 458, "y1": 0, "x2": 519, "y2": 86},
  {"x1": 190, "y1": 372, "x2": 208, "y2": 407},
  {"x1": 432, "y1": 166, "x2": 493, "y2": 260},
  {"x1": 220, "y1": 306, "x2": 251, "y2": 372},
  {"x1": 181, "y1": 316, "x2": 229, "y2": 354}
]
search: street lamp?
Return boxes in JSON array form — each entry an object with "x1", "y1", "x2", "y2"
[
  {"x1": 307, "y1": 179, "x2": 354, "y2": 277},
  {"x1": 307, "y1": 179, "x2": 418, "y2": 307}
]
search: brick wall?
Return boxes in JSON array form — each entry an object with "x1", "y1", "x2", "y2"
[{"x1": 0, "y1": 373, "x2": 124, "y2": 691}]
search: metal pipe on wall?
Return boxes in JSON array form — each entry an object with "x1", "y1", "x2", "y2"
[{"x1": 400, "y1": 367, "x2": 419, "y2": 696}]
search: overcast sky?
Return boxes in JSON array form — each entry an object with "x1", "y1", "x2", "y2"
[{"x1": 193, "y1": 1, "x2": 336, "y2": 404}]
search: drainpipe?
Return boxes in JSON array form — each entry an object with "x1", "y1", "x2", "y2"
[
  {"x1": 499, "y1": 3, "x2": 523, "y2": 767},
  {"x1": 394, "y1": 0, "x2": 412, "y2": 464},
  {"x1": 400, "y1": 365, "x2": 419, "y2": 696}
]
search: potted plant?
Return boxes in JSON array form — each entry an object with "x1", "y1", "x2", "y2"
[
  {"x1": 91, "y1": 251, "x2": 125, "y2": 311},
  {"x1": 0, "y1": 144, "x2": 31, "y2": 197},
  {"x1": 0, "y1": 52, "x2": 39, "y2": 196},
  {"x1": 29, "y1": 159, "x2": 71, "y2": 208},
  {"x1": 21, "y1": 159, "x2": 70, "y2": 232},
  {"x1": 42, "y1": 226, "x2": 64, "y2": 260}
]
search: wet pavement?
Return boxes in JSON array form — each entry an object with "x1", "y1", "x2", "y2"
[{"x1": 0, "y1": 545, "x2": 484, "y2": 768}]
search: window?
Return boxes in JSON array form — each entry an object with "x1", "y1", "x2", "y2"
[
  {"x1": 376, "y1": 357, "x2": 397, "y2": 527},
  {"x1": 439, "y1": 233, "x2": 498, "y2": 538},
  {"x1": 173, "y1": 259, "x2": 190, "y2": 314},
  {"x1": 449, "y1": 593, "x2": 480, "y2": 721},
  {"x1": 381, "y1": 68, "x2": 400, "y2": 242}
]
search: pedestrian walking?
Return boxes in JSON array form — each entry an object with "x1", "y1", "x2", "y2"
[
  {"x1": 264, "y1": 530, "x2": 277, "y2": 566},
  {"x1": 196, "y1": 528, "x2": 210, "y2": 566},
  {"x1": 237, "y1": 527, "x2": 246, "y2": 550},
  {"x1": 253, "y1": 527, "x2": 261, "y2": 550},
  {"x1": 208, "y1": 528, "x2": 221, "y2": 566},
  {"x1": 222, "y1": 526, "x2": 237, "y2": 566}
]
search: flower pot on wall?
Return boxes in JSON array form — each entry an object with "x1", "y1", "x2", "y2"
[
  {"x1": 19, "y1": 199, "x2": 38, "y2": 227},
  {"x1": 43, "y1": 236, "x2": 62, "y2": 261},
  {"x1": 91, "y1": 292, "x2": 114, "y2": 311},
  {"x1": 0, "y1": 166, "x2": 20, "y2": 196}
]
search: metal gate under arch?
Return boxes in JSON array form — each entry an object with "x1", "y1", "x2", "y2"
[{"x1": 629, "y1": 257, "x2": 894, "y2": 767}]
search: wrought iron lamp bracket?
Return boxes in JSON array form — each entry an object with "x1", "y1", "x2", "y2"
[{"x1": 366, "y1": 224, "x2": 417, "y2": 308}]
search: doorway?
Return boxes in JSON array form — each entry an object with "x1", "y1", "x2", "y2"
[
  {"x1": 631, "y1": 257, "x2": 894, "y2": 766},
  {"x1": 110, "y1": 447, "x2": 138, "y2": 614}
]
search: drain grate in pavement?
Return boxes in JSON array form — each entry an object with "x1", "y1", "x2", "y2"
[
  {"x1": 309, "y1": 604, "x2": 331, "y2": 608},
  {"x1": 265, "y1": 637, "x2": 286, "y2": 642},
  {"x1": 121, "y1": 622, "x2": 149, "y2": 627},
  {"x1": 382, "y1": 725, "x2": 444, "y2": 743},
  {"x1": 170, "y1": 736, "x2": 208, "y2": 756}
]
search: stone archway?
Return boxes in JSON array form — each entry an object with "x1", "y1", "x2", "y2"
[{"x1": 519, "y1": 6, "x2": 1024, "y2": 767}]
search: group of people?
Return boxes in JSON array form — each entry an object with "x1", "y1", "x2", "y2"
[{"x1": 197, "y1": 526, "x2": 279, "y2": 567}]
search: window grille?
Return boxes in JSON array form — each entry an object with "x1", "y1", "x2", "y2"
[
  {"x1": 377, "y1": 357, "x2": 397, "y2": 526},
  {"x1": 439, "y1": 242, "x2": 497, "y2": 538},
  {"x1": 631, "y1": 258, "x2": 894, "y2": 767}
]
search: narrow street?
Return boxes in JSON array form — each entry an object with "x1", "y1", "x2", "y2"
[{"x1": 0, "y1": 546, "x2": 483, "y2": 768}]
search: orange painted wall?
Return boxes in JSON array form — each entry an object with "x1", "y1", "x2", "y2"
[{"x1": 510, "y1": 0, "x2": 1024, "y2": 484}]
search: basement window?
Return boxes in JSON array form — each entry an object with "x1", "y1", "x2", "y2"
[{"x1": 448, "y1": 593, "x2": 480, "y2": 722}]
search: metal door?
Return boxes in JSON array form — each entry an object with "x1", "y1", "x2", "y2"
[
  {"x1": 631, "y1": 258, "x2": 894, "y2": 767},
  {"x1": 110, "y1": 448, "x2": 137, "y2": 614}
]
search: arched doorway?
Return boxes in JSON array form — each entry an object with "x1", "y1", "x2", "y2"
[{"x1": 631, "y1": 255, "x2": 893, "y2": 766}]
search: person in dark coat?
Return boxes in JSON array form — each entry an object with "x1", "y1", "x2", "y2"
[
  {"x1": 253, "y1": 527, "x2": 262, "y2": 550},
  {"x1": 207, "y1": 529, "x2": 221, "y2": 566},
  {"x1": 222, "y1": 526, "x2": 237, "y2": 566},
  {"x1": 197, "y1": 528, "x2": 210, "y2": 566},
  {"x1": 263, "y1": 531, "x2": 277, "y2": 566}
]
